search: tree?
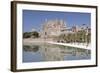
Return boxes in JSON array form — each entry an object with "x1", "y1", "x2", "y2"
[
  {"x1": 31, "y1": 31, "x2": 39, "y2": 38},
  {"x1": 87, "y1": 32, "x2": 91, "y2": 45},
  {"x1": 23, "y1": 32, "x2": 31, "y2": 38}
]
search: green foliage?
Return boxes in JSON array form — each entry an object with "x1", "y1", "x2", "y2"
[
  {"x1": 23, "y1": 31, "x2": 39, "y2": 38},
  {"x1": 23, "y1": 32, "x2": 31, "y2": 38},
  {"x1": 31, "y1": 31, "x2": 39, "y2": 38},
  {"x1": 56, "y1": 30, "x2": 91, "y2": 44}
]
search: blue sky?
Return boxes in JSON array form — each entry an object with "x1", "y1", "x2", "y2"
[{"x1": 23, "y1": 10, "x2": 91, "y2": 32}]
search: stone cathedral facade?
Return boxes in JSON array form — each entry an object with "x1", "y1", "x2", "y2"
[{"x1": 41, "y1": 19, "x2": 67, "y2": 38}]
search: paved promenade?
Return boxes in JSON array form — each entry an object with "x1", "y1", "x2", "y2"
[
  {"x1": 23, "y1": 38, "x2": 91, "y2": 50},
  {"x1": 47, "y1": 41, "x2": 91, "y2": 50}
]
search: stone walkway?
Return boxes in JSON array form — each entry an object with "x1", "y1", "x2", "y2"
[{"x1": 47, "y1": 41, "x2": 91, "y2": 50}]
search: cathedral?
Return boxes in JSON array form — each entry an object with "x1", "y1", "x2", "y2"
[{"x1": 41, "y1": 19, "x2": 67, "y2": 38}]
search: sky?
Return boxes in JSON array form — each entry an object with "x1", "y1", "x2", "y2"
[{"x1": 23, "y1": 10, "x2": 91, "y2": 32}]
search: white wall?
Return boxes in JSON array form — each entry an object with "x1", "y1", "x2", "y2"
[{"x1": 0, "y1": 0, "x2": 99, "y2": 73}]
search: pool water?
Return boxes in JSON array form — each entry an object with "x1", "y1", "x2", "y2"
[{"x1": 23, "y1": 43, "x2": 91, "y2": 62}]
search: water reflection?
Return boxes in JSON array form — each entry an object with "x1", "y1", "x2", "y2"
[
  {"x1": 23, "y1": 43, "x2": 91, "y2": 62},
  {"x1": 24, "y1": 45, "x2": 39, "y2": 52}
]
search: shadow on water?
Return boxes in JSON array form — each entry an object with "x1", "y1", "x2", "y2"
[{"x1": 23, "y1": 43, "x2": 91, "y2": 62}]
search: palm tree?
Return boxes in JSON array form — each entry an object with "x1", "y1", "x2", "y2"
[{"x1": 82, "y1": 24, "x2": 86, "y2": 44}]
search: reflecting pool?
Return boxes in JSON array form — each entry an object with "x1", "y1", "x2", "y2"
[{"x1": 23, "y1": 43, "x2": 91, "y2": 62}]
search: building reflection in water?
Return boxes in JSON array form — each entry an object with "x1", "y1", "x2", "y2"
[{"x1": 23, "y1": 44, "x2": 91, "y2": 62}]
